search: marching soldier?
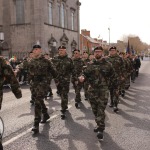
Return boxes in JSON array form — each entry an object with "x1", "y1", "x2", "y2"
[
  {"x1": 82, "y1": 51, "x2": 90, "y2": 100},
  {"x1": 0, "y1": 56, "x2": 22, "y2": 148},
  {"x1": 52, "y1": 46, "x2": 75, "y2": 119},
  {"x1": 106, "y1": 46, "x2": 125, "y2": 112},
  {"x1": 71, "y1": 49, "x2": 84, "y2": 108},
  {"x1": 28, "y1": 45, "x2": 58, "y2": 133},
  {"x1": 44, "y1": 53, "x2": 53, "y2": 99},
  {"x1": 0, "y1": 56, "x2": 22, "y2": 110},
  {"x1": 79, "y1": 46, "x2": 116, "y2": 141}
]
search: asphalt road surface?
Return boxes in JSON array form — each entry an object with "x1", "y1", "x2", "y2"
[{"x1": 1, "y1": 59, "x2": 150, "y2": 150}]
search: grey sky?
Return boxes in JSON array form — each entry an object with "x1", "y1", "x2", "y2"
[{"x1": 80, "y1": 0, "x2": 150, "y2": 44}]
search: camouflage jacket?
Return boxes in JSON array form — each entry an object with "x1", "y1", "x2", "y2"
[
  {"x1": 124, "y1": 58, "x2": 132, "y2": 76},
  {"x1": 28, "y1": 55, "x2": 57, "y2": 82},
  {"x1": 0, "y1": 57, "x2": 22, "y2": 109},
  {"x1": 82, "y1": 58, "x2": 90, "y2": 66},
  {"x1": 72, "y1": 58, "x2": 85, "y2": 80},
  {"x1": 83, "y1": 57, "x2": 116, "y2": 89},
  {"x1": 106, "y1": 54, "x2": 125, "y2": 78},
  {"x1": 52, "y1": 55, "x2": 74, "y2": 82}
]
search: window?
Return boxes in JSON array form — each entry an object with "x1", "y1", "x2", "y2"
[
  {"x1": 61, "y1": 3, "x2": 65, "y2": 28},
  {"x1": 71, "y1": 11, "x2": 74, "y2": 30},
  {"x1": 48, "y1": 2, "x2": 53, "y2": 25},
  {"x1": 16, "y1": 0, "x2": 25, "y2": 24}
]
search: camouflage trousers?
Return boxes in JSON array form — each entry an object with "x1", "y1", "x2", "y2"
[
  {"x1": 32, "y1": 82, "x2": 49, "y2": 124},
  {"x1": 47, "y1": 77, "x2": 53, "y2": 95},
  {"x1": 125, "y1": 75, "x2": 130, "y2": 89},
  {"x1": 30, "y1": 85, "x2": 36, "y2": 102},
  {"x1": 109, "y1": 86, "x2": 119, "y2": 107},
  {"x1": 72, "y1": 79, "x2": 83, "y2": 102},
  {"x1": 119, "y1": 79, "x2": 126, "y2": 92},
  {"x1": 88, "y1": 88, "x2": 109, "y2": 131},
  {"x1": 83, "y1": 81, "x2": 89, "y2": 99},
  {"x1": 131, "y1": 70, "x2": 136, "y2": 82},
  {"x1": 58, "y1": 81, "x2": 70, "y2": 111}
]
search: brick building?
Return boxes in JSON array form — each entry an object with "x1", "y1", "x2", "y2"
[
  {"x1": 80, "y1": 29, "x2": 108, "y2": 54},
  {"x1": 0, "y1": 0, "x2": 81, "y2": 58}
]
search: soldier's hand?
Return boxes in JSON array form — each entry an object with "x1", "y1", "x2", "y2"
[
  {"x1": 13, "y1": 70, "x2": 18, "y2": 76},
  {"x1": 121, "y1": 76, "x2": 125, "y2": 81},
  {"x1": 78, "y1": 76, "x2": 85, "y2": 82},
  {"x1": 75, "y1": 81, "x2": 78, "y2": 85},
  {"x1": 12, "y1": 88, "x2": 22, "y2": 99},
  {"x1": 55, "y1": 82, "x2": 59, "y2": 86}
]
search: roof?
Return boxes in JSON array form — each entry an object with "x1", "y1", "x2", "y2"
[{"x1": 81, "y1": 34, "x2": 100, "y2": 44}]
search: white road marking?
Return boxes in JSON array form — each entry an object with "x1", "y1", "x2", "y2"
[{"x1": 3, "y1": 105, "x2": 72, "y2": 146}]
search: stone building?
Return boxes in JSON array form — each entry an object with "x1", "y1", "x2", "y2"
[{"x1": 0, "y1": 0, "x2": 81, "y2": 58}]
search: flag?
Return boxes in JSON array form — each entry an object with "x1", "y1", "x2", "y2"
[
  {"x1": 131, "y1": 45, "x2": 135, "y2": 54},
  {"x1": 126, "y1": 40, "x2": 130, "y2": 54}
]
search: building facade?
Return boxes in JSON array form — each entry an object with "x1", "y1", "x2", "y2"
[
  {"x1": 0, "y1": 0, "x2": 81, "y2": 58},
  {"x1": 80, "y1": 29, "x2": 108, "y2": 54}
]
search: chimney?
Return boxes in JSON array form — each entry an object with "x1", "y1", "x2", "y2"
[{"x1": 81, "y1": 29, "x2": 90, "y2": 37}]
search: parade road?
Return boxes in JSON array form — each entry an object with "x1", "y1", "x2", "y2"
[{"x1": 1, "y1": 59, "x2": 150, "y2": 150}]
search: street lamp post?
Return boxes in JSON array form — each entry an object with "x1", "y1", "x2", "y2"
[
  {"x1": 0, "y1": 32, "x2": 4, "y2": 55},
  {"x1": 50, "y1": 41, "x2": 57, "y2": 58},
  {"x1": 108, "y1": 27, "x2": 110, "y2": 46}
]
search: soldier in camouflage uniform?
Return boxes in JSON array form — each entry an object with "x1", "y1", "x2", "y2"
[
  {"x1": 82, "y1": 52, "x2": 90, "y2": 100},
  {"x1": 0, "y1": 56, "x2": 22, "y2": 110},
  {"x1": 52, "y1": 46, "x2": 74, "y2": 119},
  {"x1": 28, "y1": 51, "x2": 36, "y2": 104},
  {"x1": 44, "y1": 53, "x2": 53, "y2": 99},
  {"x1": 0, "y1": 56, "x2": 22, "y2": 148},
  {"x1": 79, "y1": 46, "x2": 116, "y2": 141},
  {"x1": 124, "y1": 53, "x2": 132, "y2": 90},
  {"x1": 71, "y1": 49, "x2": 85, "y2": 108},
  {"x1": 16, "y1": 51, "x2": 35, "y2": 105},
  {"x1": 28, "y1": 45, "x2": 57, "y2": 133},
  {"x1": 130, "y1": 54, "x2": 136, "y2": 83},
  {"x1": 106, "y1": 46, "x2": 125, "y2": 112},
  {"x1": 119, "y1": 52, "x2": 127, "y2": 97},
  {"x1": 21, "y1": 57, "x2": 29, "y2": 84}
]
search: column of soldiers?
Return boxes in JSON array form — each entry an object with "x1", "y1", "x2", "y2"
[{"x1": 0, "y1": 44, "x2": 141, "y2": 142}]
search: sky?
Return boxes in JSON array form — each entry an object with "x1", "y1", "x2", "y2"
[{"x1": 80, "y1": 0, "x2": 150, "y2": 44}]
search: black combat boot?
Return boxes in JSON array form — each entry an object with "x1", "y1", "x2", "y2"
[
  {"x1": 109, "y1": 96, "x2": 114, "y2": 107},
  {"x1": 56, "y1": 91, "x2": 60, "y2": 96},
  {"x1": 109, "y1": 101, "x2": 114, "y2": 107},
  {"x1": 61, "y1": 110, "x2": 66, "y2": 120},
  {"x1": 40, "y1": 113, "x2": 50, "y2": 123},
  {"x1": 31, "y1": 123, "x2": 39, "y2": 134},
  {"x1": 47, "y1": 92, "x2": 53, "y2": 97},
  {"x1": 121, "y1": 90, "x2": 125, "y2": 97},
  {"x1": 75, "y1": 102, "x2": 80, "y2": 109},
  {"x1": 97, "y1": 129, "x2": 104, "y2": 141},
  {"x1": 93, "y1": 126, "x2": 99, "y2": 132},
  {"x1": 113, "y1": 103, "x2": 119, "y2": 112},
  {"x1": 30, "y1": 99, "x2": 34, "y2": 105}
]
